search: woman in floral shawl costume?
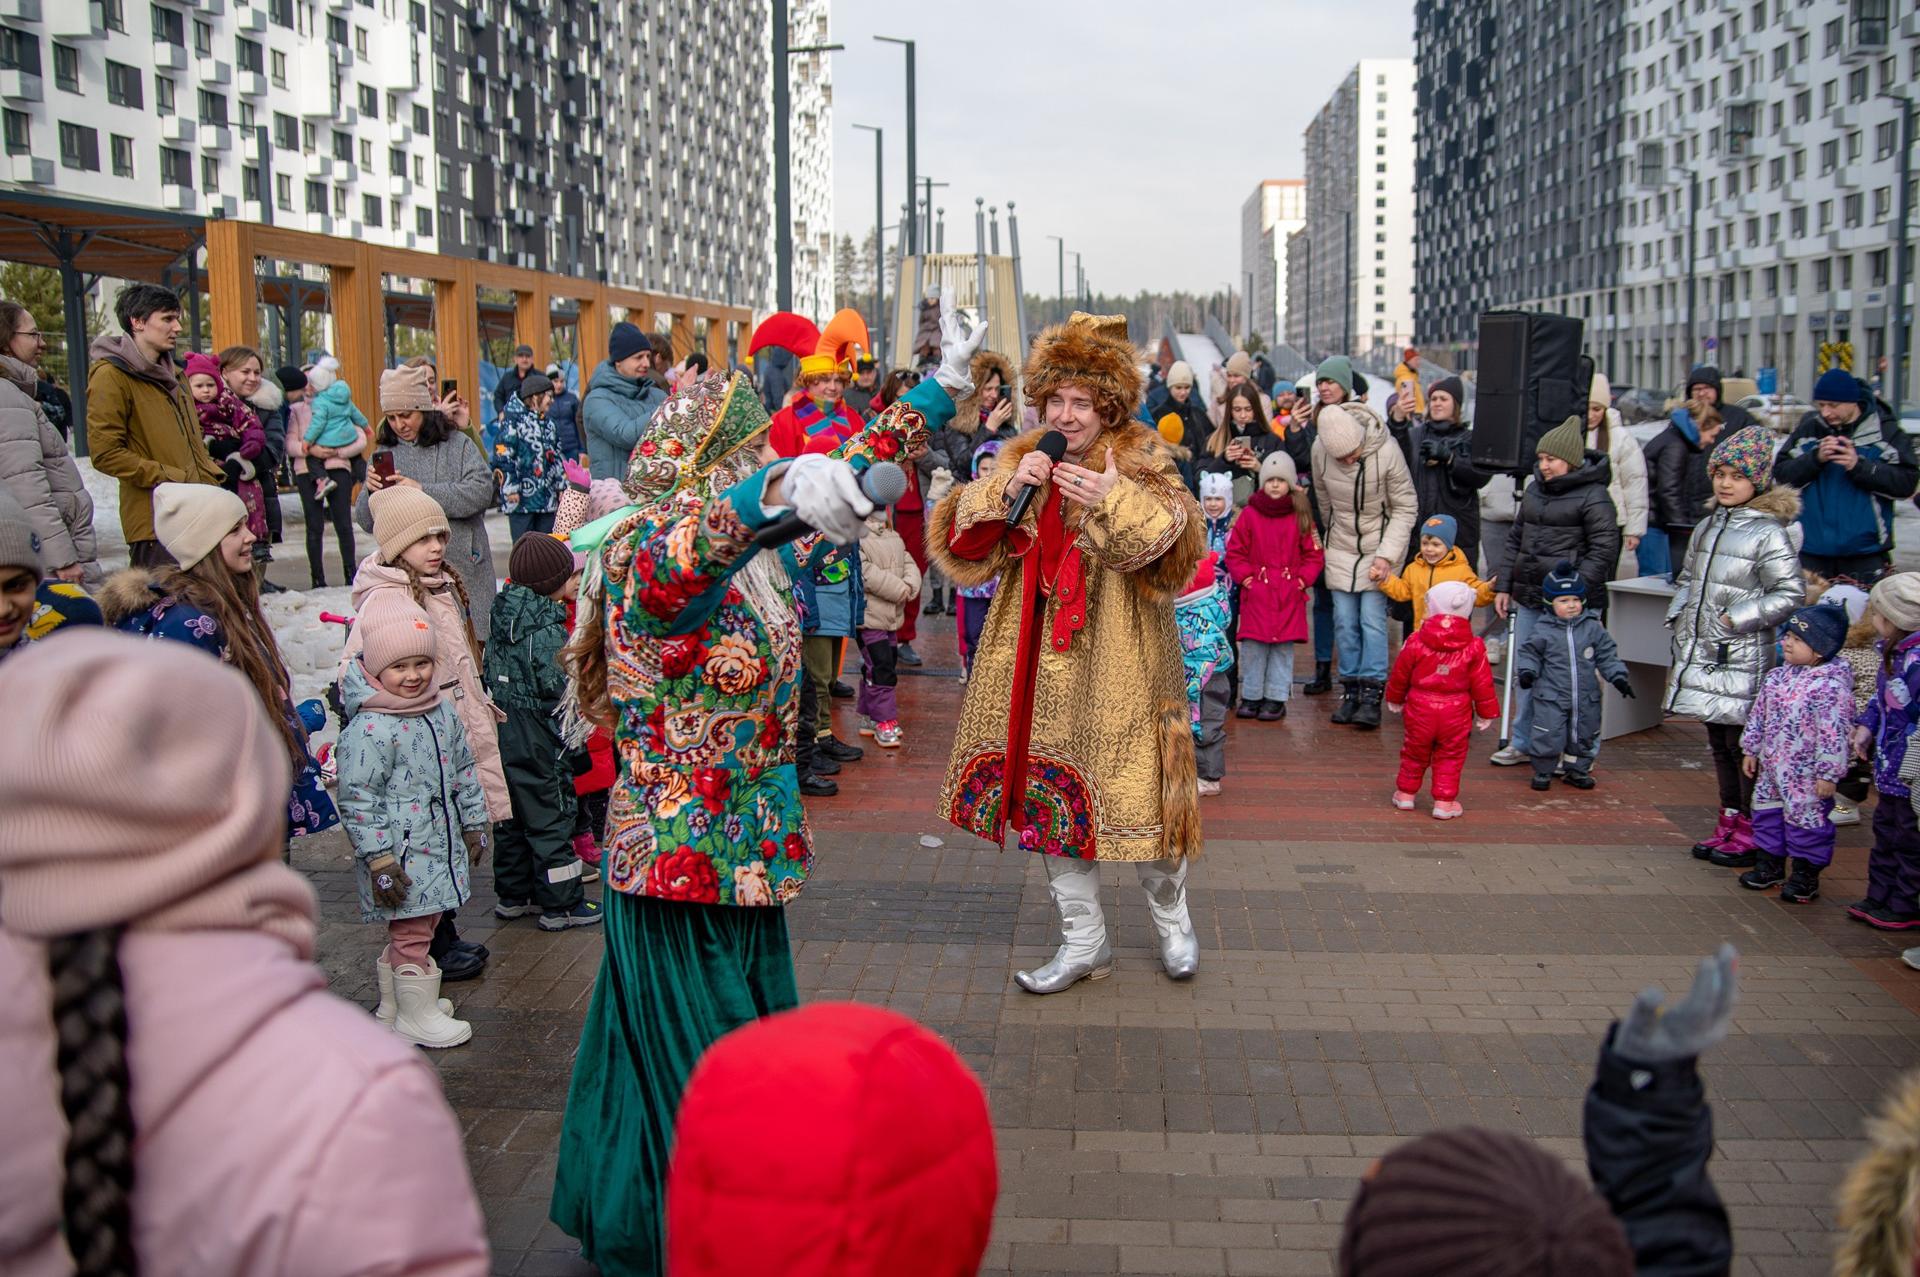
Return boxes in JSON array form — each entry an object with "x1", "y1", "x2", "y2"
[{"x1": 548, "y1": 311, "x2": 982, "y2": 1275}]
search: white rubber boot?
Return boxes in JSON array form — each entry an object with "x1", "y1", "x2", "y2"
[
  {"x1": 1137, "y1": 856, "x2": 1199, "y2": 979},
  {"x1": 390, "y1": 962, "x2": 473, "y2": 1048},
  {"x1": 1015, "y1": 857, "x2": 1112, "y2": 994},
  {"x1": 375, "y1": 957, "x2": 453, "y2": 1027}
]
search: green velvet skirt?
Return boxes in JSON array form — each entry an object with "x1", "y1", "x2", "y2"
[{"x1": 548, "y1": 891, "x2": 798, "y2": 1276}]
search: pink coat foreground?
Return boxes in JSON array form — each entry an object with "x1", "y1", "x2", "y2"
[{"x1": 0, "y1": 929, "x2": 488, "y2": 1277}]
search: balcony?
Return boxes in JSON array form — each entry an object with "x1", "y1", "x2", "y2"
[
  {"x1": 160, "y1": 115, "x2": 197, "y2": 144},
  {"x1": 5, "y1": 153, "x2": 51, "y2": 183},
  {"x1": 0, "y1": 0, "x2": 39, "y2": 19},
  {"x1": 0, "y1": 69, "x2": 40, "y2": 101},
  {"x1": 162, "y1": 184, "x2": 196, "y2": 212},
  {"x1": 199, "y1": 124, "x2": 231, "y2": 151},
  {"x1": 305, "y1": 212, "x2": 336, "y2": 235},
  {"x1": 196, "y1": 56, "x2": 231, "y2": 85},
  {"x1": 235, "y1": 5, "x2": 264, "y2": 32},
  {"x1": 388, "y1": 120, "x2": 412, "y2": 144},
  {"x1": 388, "y1": 173, "x2": 411, "y2": 197},
  {"x1": 304, "y1": 151, "x2": 333, "y2": 177},
  {"x1": 242, "y1": 199, "x2": 267, "y2": 222},
  {"x1": 153, "y1": 43, "x2": 186, "y2": 71},
  {"x1": 1836, "y1": 164, "x2": 1864, "y2": 189},
  {"x1": 48, "y1": 0, "x2": 103, "y2": 36},
  {"x1": 236, "y1": 70, "x2": 266, "y2": 98}
]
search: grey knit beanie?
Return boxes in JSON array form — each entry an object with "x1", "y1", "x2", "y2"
[{"x1": 0, "y1": 486, "x2": 41, "y2": 577}]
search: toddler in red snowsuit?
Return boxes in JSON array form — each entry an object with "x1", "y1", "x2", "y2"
[{"x1": 1385, "y1": 580, "x2": 1499, "y2": 819}]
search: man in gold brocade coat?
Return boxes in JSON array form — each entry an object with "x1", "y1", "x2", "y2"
[{"x1": 929, "y1": 313, "x2": 1206, "y2": 994}]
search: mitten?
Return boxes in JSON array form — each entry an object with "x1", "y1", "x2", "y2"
[
  {"x1": 1517, "y1": 669, "x2": 1536, "y2": 689},
  {"x1": 1609, "y1": 675, "x2": 1634, "y2": 699},
  {"x1": 206, "y1": 436, "x2": 242, "y2": 460},
  {"x1": 461, "y1": 828, "x2": 486, "y2": 864},
  {"x1": 220, "y1": 456, "x2": 244, "y2": 488},
  {"x1": 1614, "y1": 944, "x2": 1738, "y2": 1064}
]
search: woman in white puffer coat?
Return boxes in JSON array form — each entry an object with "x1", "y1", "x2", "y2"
[{"x1": 1585, "y1": 374, "x2": 1649, "y2": 580}]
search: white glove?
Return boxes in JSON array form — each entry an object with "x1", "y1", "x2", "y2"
[
  {"x1": 932, "y1": 292, "x2": 990, "y2": 397},
  {"x1": 236, "y1": 457, "x2": 256, "y2": 482},
  {"x1": 778, "y1": 454, "x2": 872, "y2": 546}
]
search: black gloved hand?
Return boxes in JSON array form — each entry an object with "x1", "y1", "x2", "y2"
[
  {"x1": 206, "y1": 436, "x2": 242, "y2": 460},
  {"x1": 220, "y1": 456, "x2": 244, "y2": 488},
  {"x1": 1610, "y1": 675, "x2": 1635, "y2": 699},
  {"x1": 1517, "y1": 669, "x2": 1536, "y2": 689},
  {"x1": 1418, "y1": 435, "x2": 1455, "y2": 467}
]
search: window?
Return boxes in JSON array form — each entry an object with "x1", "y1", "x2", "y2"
[
  {"x1": 105, "y1": 60, "x2": 141, "y2": 107},
  {"x1": 57, "y1": 122, "x2": 99, "y2": 171},
  {"x1": 332, "y1": 186, "x2": 345, "y2": 216},
  {"x1": 161, "y1": 145, "x2": 192, "y2": 188},
  {"x1": 270, "y1": 49, "x2": 286, "y2": 86},
  {"x1": 1819, "y1": 199, "x2": 1834, "y2": 231},
  {"x1": 201, "y1": 153, "x2": 218, "y2": 193},
  {"x1": 1845, "y1": 192, "x2": 1863, "y2": 227},
  {"x1": 1875, "y1": 186, "x2": 1892, "y2": 221},
  {"x1": 389, "y1": 146, "x2": 405, "y2": 176},
  {"x1": 326, "y1": 14, "x2": 347, "y2": 45},
  {"x1": 1821, "y1": 139, "x2": 1839, "y2": 174},
  {"x1": 1872, "y1": 249, "x2": 1890, "y2": 286},
  {"x1": 1794, "y1": 91, "x2": 1811, "y2": 123},
  {"x1": 358, "y1": 138, "x2": 370, "y2": 167},
  {"x1": 1850, "y1": 67, "x2": 1869, "y2": 102},
  {"x1": 242, "y1": 165, "x2": 260, "y2": 201},
  {"x1": 1816, "y1": 258, "x2": 1832, "y2": 290},
  {"x1": 155, "y1": 75, "x2": 174, "y2": 114},
  {"x1": 1879, "y1": 120, "x2": 1897, "y2": 158},
  {"x1": 1841, "y1": 256, "x2": 1854, "y2": 289},
  {"x1": 1, "y1": 109, "x2": 26, "y2": 156},
  {"x1": 305, "y1": 178, "x2": 325, "y2": 213},
  {"x1": 197, "y1": 89, "x2": 226, "y2": 126},
  {"x1": 110, "y1": 133, "x2": 133, "y2": 176},
  {"x1": 275, "y1": 172, "x2": 291, "y2": 210},
  {"x1": 1824, "y1": 16, "x2": 1843, "y2": 52},
  {"x1": 0, "y1": 24, "x2": 41, "y2": 74},
  {"x1": 416, "y1": 205, "x2": 431, "y2": 235},
  {"x1": 149, "y1": 5, "x2": 183, "y2": 47},
  {"x1": 270, "y1": 0, "x2": 292, "y2": 28},
  {"x1": 357, "y1": 83, "x2": 376, "y2": 114},
  {"x1": 102, "y1": 0, "x2": 126, "y2": 32},
  {"x1": 301, "y1": 121, "x2": 315, "y2": 150},
  {"x1": 354, "y1": 26, "x2": 368, "y2": 56},
  {"x1": 236, "y1": 38, "x2": 262, "y2": 74},
  {"x1": 413, "y1": 104, "x2": 428, "y2": 133},
  {"x1": 192, "y1": 19, "x2": 211, "y2": 57},
  {"x1": 331, "y1": 129, "x2": 350, "y2": 161},
  {"x1": 53, "y1": 42, "x2": 77, "y2": 92}
]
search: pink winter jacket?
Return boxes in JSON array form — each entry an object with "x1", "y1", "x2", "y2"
[{"x1": 0, "y1": 929, "x2": 488, "y2": 1276}]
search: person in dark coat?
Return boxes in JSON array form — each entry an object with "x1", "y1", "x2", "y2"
[
  {"x1": 1195, "y1": 382, "x2": 1280, "y2": 506},
  {"x1": 1771, "y1": 368, "x2": 1920, "y2": 580},
  {"x1": 1684, "y1": 364, "x2": 1758, "y2": 433},
  {"x1": 545, "y1": 363, "x2": 583, "y2": 463},
  {"x1": 1643, "y1": 401, "x2": 1726, "y2": 568},
  {"x1": 1491, "y1": 417, "x2": 1620, "y2": 767},
  {"x1": 1515, "y1": 565, "x2": 1632, "y2": 789},
  {"x1": 1387, "y1": 373, "x2": 1494, "y2": 567}
]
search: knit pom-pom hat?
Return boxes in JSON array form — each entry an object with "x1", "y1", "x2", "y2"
[{"x1": 1708, "y1": 426, "x2": 1775, "y2": 491}]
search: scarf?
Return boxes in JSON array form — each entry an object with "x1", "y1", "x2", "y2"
[
  {"x1": 1248, "y1": 489, "x2": 1293, "y2": 519},
  {"x1": 352, "y1": 655, "x2": 442, "y2": 717}
]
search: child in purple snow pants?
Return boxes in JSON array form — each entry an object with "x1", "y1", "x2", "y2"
[
  {"x1": 857, "y1": 628, "x2": 899, "y2": 727},
  {"x1": 1851, "y1": 575, "x2": 1920, "y2": 930},
  {"x1": 1737, "y1": 603, "x2": 1856, "y2": 903}
]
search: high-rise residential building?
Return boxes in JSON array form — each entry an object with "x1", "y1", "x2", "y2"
[
  {"x1": 8, "y1": 0, "x2": 437, "y2": 249},
  {"x1": 1412, "y1": 0, "x2": 1626, "y2": 369},
  {"x1": 1290, "y1": 59, "x2": 1416, "y2": 360},
  {"x1": 430, "y1": 0, "x2": 605, "y2": 275},
  {"x1": 788, "y1": 0, "x2": 834, "y2": 321},
  {"x1": 1240, "y1": 179, "x2": 1305, "y2": 348}
]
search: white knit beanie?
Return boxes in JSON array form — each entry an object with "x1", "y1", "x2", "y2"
[
  {"x1": 1317, "y1": 405, "x2": 1367, "y2": 460},
  {"x1": 1167, "y1": 361, "x2": 1195, "y2": 389},
  {"x1": 153, "y1": 482, "x2": 247, "y2": 569},
  {"x1": 1870, "y1": 572, "x2": 1920, "y2": 632}
]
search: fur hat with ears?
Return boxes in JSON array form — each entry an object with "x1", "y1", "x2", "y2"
[
  {"x1": 1198, "y1": 471, "x2": 1233, "y2": 504},
  {"x1": 1259, "y1": 450, "x2": 1297, "y2": 489},
  {"x1": 953, "y1": 348, "x2": 1017, "y2": 427},
  {"x1": 1022, "y1": 313, "x2": 1144, "y2": 426}
]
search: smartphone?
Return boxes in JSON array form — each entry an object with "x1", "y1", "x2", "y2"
[
  {"x1": 441, "y1": 379, "x2": 458, "y2": 399},
  {"x1": 372, "y1": 449, "x2": 397, "y2": 480}
]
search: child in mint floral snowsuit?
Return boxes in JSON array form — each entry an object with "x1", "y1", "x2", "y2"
[
  {"x1": 1177, "y1": 551, "x2": 1234, "y2": 794},
  {"x1": 1737, "y1": 603, "x2": 1856, "y2": 902}
]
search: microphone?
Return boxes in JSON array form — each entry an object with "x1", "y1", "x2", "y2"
[
  {"x1": 1005, "y1": 430, "x2": 1067, "y2": 528},
  {"x1": 753, "y1": 460, "x2": 908, "y2": 548}
]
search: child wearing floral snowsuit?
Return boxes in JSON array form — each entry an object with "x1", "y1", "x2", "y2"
[
  {"x1": 1849, "y1": 572, "x2": 1920, "y2": 929},
  {"x1": 336, "y1": 591, "x2": 490, "y2": 1050},
  {"x1": 1737, "y1": 603, "x2": 1856, "y2": 902},
  {"x1": 1176, "y1": 551, "x2": 1234, "y2": 796}
]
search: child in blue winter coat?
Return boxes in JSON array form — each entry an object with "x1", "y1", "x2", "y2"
[
  {"x1": 1737, "y1": 603, "x2": 1856, "y2": 902},
  {"x1": 301, "y1": 359, "x2": 370, "y2": 500},
  {"x1": 1177, "y1": 551, "x2": 1234, "y2": 797},
  {"x1": 1515, "y1": 562, "x2": 1632, "y2": 791},
  {"x1": 336, "y1": 590, "x2": 490, "y2": 1050},
  {"x1": 1850, "y1": 572, "x2": 1920, "y2": 929}
]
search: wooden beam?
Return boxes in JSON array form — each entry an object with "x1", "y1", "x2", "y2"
[
  {"x1": 329, "y1": 240, "x2": 384, "y2": 433},
  {"x1": 514, "y1": 281, "x2": 550, "y2": 368},
  {"x1": 577, "y1": 281, "x2": 609, "y2": 378},
  {"x1": 669, "y1": 312, "x2": 694, "y2": 366},
  {"x1": 434, "y1": 256, "x2": 479, "y2": 410},
  {"x1": 205, "y1": 218, "x2": 259, "y2": 355}
]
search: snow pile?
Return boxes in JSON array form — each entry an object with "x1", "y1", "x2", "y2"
[
  {"x1": 260, "y1": 585, "x2": 355, "y2": 746},
  {"x1": 78, "y1": 456, "x2": 308, "y2": 572}
]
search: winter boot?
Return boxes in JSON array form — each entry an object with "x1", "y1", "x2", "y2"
[
  {"x1": 1691, "y1": 809, "x2": 1739, "y2": 860},
  {"x1": 390, "y1": 962, "x2": 473, "y2": 1048},
  {"x1": 1351, "y1": 681, "x2": 1384, "y2": 730},
  {"x1": 1237, "y1": 699, "x2": 1261, "y2": 720},
  {"x1": 1707, "y1": 814, "x2": 1757, "y2": 868},
  {"x1": 1330, "y1": 680, "x2": 1361, "y2": 725},
  {"x1": 1016, "y1": 858, "x2": 1112, "y2": 994},
  {"x1": 1737, "y1": 852, "x2": 1787, "y2": 891},
  {"x1": 1258, "y1": 699, "x2": 1285, "y2": 721},
  {"x1": 1304, "y1": 660, "x2": 1334, "y2": 695},
  {"x1": 1137, "y1": 856, "x2": 1199, "y2": 980},
  {"x1": 374, "y1": 957, "x2": 453, "y2": 1026},
  {"x1": 1778, "y1": 861, "x2": 1823, "y2": 903}
]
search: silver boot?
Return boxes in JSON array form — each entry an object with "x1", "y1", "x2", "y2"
[
  {"x1": 1016, "y1": 857, "x2": 1113, "y2": 994},
  {"x1": 1138, "y1": 856, "x2": 1199, "y2": 979}
]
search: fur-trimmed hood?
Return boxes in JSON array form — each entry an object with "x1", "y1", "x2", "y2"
[
  {"x1": 952, "y1": 349, "x2": 1017, "y2": 431},
  {"x1": 247, "y1": 377, "x2": 285, "y2": 416},
  {"x1": 98, "y1": 568, "x2": 162, "y2": 626},
  {"x1": 1836, "y1": 1069, "x2": 1920, "y2": 1277},
  {"x1": 1704, "y1": 481, "x2": 1802, "y2": 522},
  {"x1": 1021, "y1": 313, "x2": 1144, "y2": 429}
]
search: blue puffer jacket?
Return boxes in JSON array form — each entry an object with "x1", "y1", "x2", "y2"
[
  {"x1": 1772, "y1": 404, "x2": 1920, "y2": 558},
  {"x1": 335, "y1": 658, "x2": 491, "y2": 923},
  {"x1": 581, "y1": 360, "x2": 667, "y2": 481}
]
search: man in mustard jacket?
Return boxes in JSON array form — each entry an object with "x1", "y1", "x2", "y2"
[{"x1": 87, "y1": 284, "x2": 222, "y2": 567}]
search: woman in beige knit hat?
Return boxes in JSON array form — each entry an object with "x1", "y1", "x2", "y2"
[
  {"x1": 100, "y1": 482, "x2": 339, "y2": 843},
  {"x1": 358, "y1": 364, "x2": 499, "y2": 639}
]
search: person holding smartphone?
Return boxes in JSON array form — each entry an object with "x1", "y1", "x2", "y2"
[
  {"x1": 1772, "y1": 368, "x2": 1920, "y2": 582},
  {"x1": 1197, "y1": 384, "x2": 1279, "y2": 507}
]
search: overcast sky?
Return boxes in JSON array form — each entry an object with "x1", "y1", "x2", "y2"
[{"x1": 826, "y1": 0, "x2": 1414, "y2": 297}]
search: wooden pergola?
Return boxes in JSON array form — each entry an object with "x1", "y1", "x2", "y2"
[{"x1": 205, "y1": 221, "x2": 752, "y2": 433}]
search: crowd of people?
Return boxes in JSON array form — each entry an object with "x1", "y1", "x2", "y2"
[{"x1": 5, "y1": 280, "x2": 1920, "y2": 1276}]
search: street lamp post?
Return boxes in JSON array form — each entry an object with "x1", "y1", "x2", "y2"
[
  {"x1": 1883, "y1": 93, "x2": 1915, "y2": 410},
  {"x1": 875, "y1": 36, "x2": 917, "y2": 256},
  {"x1": 1686, "y1": 171, "x2": 1699, "y2": 383},
  {"x1": 1047, "y1": 234, "x2": 1065, "y2": 326},
  {"x1": 853, "y1": 123, "x2": 885, "y2": 367}
]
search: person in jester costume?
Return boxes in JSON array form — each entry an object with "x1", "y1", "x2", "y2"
[
  {"x1": 765, "y1": 308, "x2": 873, "y2": 457},
  {"x1": 546, "y1": 301, "x2": 987, "y2": 1276}
]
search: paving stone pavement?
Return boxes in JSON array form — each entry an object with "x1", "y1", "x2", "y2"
[{"x1": 295, "y1": 614, "x2": 1920, "y2": 1276}]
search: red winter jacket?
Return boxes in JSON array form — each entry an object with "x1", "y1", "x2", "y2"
[
  {"x1": 1385, "y1": 612, "x2": 1500, "y2": 718},
  {"x1": 667, "y1": 1002, "x2": 997, "y2": 1277},
  {"x1": 1224, "y1": 492, "x2": 1324, "y2": 643}
]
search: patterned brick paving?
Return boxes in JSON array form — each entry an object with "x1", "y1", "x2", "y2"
[{"x1": 295, "y1": 612, "x2": 1920, "y2": 1276}]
